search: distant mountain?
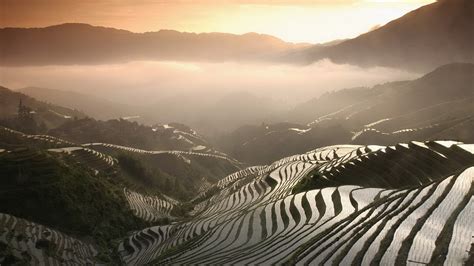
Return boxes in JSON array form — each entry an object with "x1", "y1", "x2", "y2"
[
  {"x1": 220, "y1": 63, "x2": 474, "y2": 164},
  {"x1": 0, "y1": 23, "x2": 308, "y2": 66},
  {"x1": 295, "y1": 62, "x2": 474, "y2": 130},
  {"x1": 290, "y1": 62, "x2": 474, "y2": 123},
  {"x1": 145, "y1": 91, "x2": 283, "y2": 136},
  {"x1": 17, "y1": 87, "x2": 284, "y2": 135},
  {"x1": 19, "y1": 87, "x2": 137, "y2": 120},
  {"x1": 297, "y1": 0, "x2": 474, "y2": 71}
]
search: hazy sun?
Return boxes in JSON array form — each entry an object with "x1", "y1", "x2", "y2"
[
  {"x1": 202, "y1": 1, "x2": 436, "y2": 43},
  {"x1": 1, "y1": 0, "x2": 436, "y2": 43}
]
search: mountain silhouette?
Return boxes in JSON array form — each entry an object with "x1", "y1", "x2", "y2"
[
  {"x1": 0, "y1": 23, "x2": 306, "y2": 66},
  {"x1": 297, "y1": 0, "x2": 473, "y2": 71}
]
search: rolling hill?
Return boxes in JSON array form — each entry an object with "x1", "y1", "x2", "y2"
[
  {"x1": 0, "y1": 123, "x2": 244, "y2": 262},
  {"x1": 0, "y1": 86, "x2": 87, "y2": 133},
  {"x1": 0, "y1": 146, "x2": 148, "y2": 264},
  {"x1": 47, "y1": 118, "x2": 238, "y2": 158},
  {"x1": 296, "y1": 0, "x2": 474, "y2": 71},
  {"x1": 19, "y1": 87, "x2": 137, "y2": 121},
  {"x1": 1, "y1": 133, "x2": 473, "y2": 264},
  {"x1": 0, "y1": 124, "x2": 242, "y2": 200},
  {"x1": 1, "y1": 85, "x2": 238, "y2": 157},
  {"x1": 0, "y1": 88, "x2": 246, "y2": 201},
  {"x1": 16, "y1": 86, "x2": 288, "y2": 136},
  {"x1": 220, "y1": 63, "x2": 474, "y2": 164}
]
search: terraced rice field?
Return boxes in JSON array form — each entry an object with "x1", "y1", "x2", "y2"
[
  {"x1": 82, "y1": 142, "x2": 243, "y2": 168},
  {"x1": 124, "y1": 188, "x2": 178, "y2": 222},
  {"x1": 309, "y1": 141, "x2": 474, "y2": 189},
  {"x1": 0, "y1": 126, "x2": 77, "y2": 147},
  {"x1": 351, "y1": 124, "x2": 440, "y2": 141},
  {"x1": 0, "y1": 213, "x2": 98, "y2": 265},
  {"x1": 1, "y1": 134, "x2": 472, "y2": 264},
  {"x1": 48, "y1": 146, "x2": 116, "y2": 175},
  {"x1": 118, "y1": 141, "x2": 474, "y2": 265}
]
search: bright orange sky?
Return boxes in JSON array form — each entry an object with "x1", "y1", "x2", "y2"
[{"x1": 1, "y1": 0, "x2": 435, "y2": 43}]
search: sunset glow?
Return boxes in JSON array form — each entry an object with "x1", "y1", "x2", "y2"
[
  {"x1": 1, "y1": 0, "x2": 435, "y2": 43},
  {"x1": 0, "y1": 1, "x2": 472, "y2": 264}
]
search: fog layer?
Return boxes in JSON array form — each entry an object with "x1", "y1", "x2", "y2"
[
  {"x1": 0, "y1": 60, "x2": 418, "y2": 133},
  {"x1": 1, "y1": 60, "x2": 417, "y2": 104}
]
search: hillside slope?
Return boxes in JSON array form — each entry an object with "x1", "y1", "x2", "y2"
[
  {"x1": 0, "y1": 147, "x2": 147, "y2": 263},
  {"x1": 19, "y1": 87, "x2": 137, "y2": 121},
  {"x1": 0, "y1": 125, "x2": 242, "y2": 200},
  {"x1": 0, "y1": 87, "x2": 244, "y2": 201},
  {"x1": 0, "y1": 125, "x2": 243, "y2": 262},
  {"x1": 119, "y1": 141, "x2": 474, "y2": 265},
  {"x1": 220, "y1": 63, "x2": 474, "y2": 164},
  {"x1": 1, "y1": 135, "x2": 473, "y2": 264},
  {"x1": 298, "y1": 0, "x2": 474, "y2": 71},
  {"x1": 0, "y1": 86, "x2": 87, "y2": 133}
]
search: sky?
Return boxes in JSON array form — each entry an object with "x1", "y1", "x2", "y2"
[{"x1": 1, "y1": 0, "x2": 435, "y2": 43}]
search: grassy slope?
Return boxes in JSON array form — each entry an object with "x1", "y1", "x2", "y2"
[{"x1": 0, "y1": 148, "x2": 148, "y2": 262}]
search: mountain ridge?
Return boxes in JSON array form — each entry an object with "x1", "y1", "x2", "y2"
[
  {"x1": 1, "y1": 23, "x2": 301, "y2": 44},
  {"x1": 218, "y1": 63, "x2": 474, "y2": 164},
  {"x1": 297, "y1": 0, "x2": 474, "y2": 71},
  {"x1": 0, "y1": 23, "x2": 308, "y2": 66}
]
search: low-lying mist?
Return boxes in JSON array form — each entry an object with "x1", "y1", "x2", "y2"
[{"x1": 0, "y1": 59, "x2": 418, "y2": 134}]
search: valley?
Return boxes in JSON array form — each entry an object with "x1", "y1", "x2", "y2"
[
  {"x1": 1, "y1": 0, "x2": 473, "y2": 264},
  {"x1": 1, "y1": 61, "x2": 473, "y2": 266}
]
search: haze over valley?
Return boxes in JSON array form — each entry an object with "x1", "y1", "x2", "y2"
[{"x1": 1, "y1": 59, "x2": 417, "y2": 134}]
